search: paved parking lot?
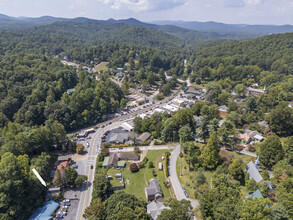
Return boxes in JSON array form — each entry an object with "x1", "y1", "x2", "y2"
[{"x1": 63, "y1": 190, "x2": 81, "y2": 220}]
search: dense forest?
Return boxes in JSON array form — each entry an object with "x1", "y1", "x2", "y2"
[{"x1": 0, "y1": 17, "x2": 292, "y2": 219}]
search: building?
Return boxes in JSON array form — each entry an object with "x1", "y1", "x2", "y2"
[
  {"x1": 103, "y1": 152, "x2": 139, "y2": 168},
  {"x1": 238, "y1": 129, "x2": 263, "y2": 144},
  {"x1": 193, "y1": 115, "x2": 202, "y2": 127},
  {"x1": 258, "y1": 121, "x2": 269, "y2": 131},
  {"x1": 147, "y1": 201, "x2": 170, "y2": 220},
  {"x1": 108, "y1": 133, "x2": 130, "y2": 144},
  {"x1": 138, "y1": 132, "x2": 151, "y2": 143},
  {"x1": 145, "y1": 178, "x2": 163, "y2": 201},
  {"x1": 46, "y1": 187, "x2": 61, "y2": 200},
  {"x1": 247, "y1": 189, "x2": 263, "y2": 199},
  {"x1": 66, "y1": 88, "x2": 76, "y2": 95},
  {"x1": 121, "y1": 121, "x2": 134, "y2": 131},
  {"x1": 245, "y1": 87, "x2": 264, "y2": 96},
  {"x1": 219, "y1": 105, "x2": 228, "y2": 116},
  {"x1": 116, "y1": 72, "x2": 124, "y2": 78},
  {"x1": 28, "y1": 200, "x2": 59, "y2": 220},
  {"x1": 158, "y1": 162, "x2": 163, "y2": 170},
  {"x1": 57, "y1": 155, "x2": 72, "y2": 163},
  {"x1": 246, "y1": 156, "x2": 263, "y2": 183}
]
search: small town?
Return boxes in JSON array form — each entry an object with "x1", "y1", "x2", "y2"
[{"x1": 0, "y1": 2, "x2": 293, "y2": 220}]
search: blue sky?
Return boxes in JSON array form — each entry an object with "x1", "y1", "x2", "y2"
[{"x1": 0, "y1": 0, "x2": 292, "y2": 25}]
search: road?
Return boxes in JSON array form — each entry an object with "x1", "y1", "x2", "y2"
[{"x1": 169, "y1": 145, "x2": 199, "y2": 214}]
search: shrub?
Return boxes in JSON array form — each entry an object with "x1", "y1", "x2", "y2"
[
  {"x1": 148, "y1": 161, "x2": 154, "y2": 168},
  {"x1": 142, "y1": 157, "x2": 149, "y2": 164},
  {"x1": 130, "y1": 163, "x2": 139, "y2": 173},
  {"x1": 138, "y1": 162, "x2": 145, "y2": 168},
  {"x1": 103, "y1": 143, "x2": 112, "y2": 148},
  {"x1": 234, "y1": 144, "x2": 244, "y2": 153},
  {"x1": 76, "y1": 144, "x2": 85, "y2": 154},
  {"x1": 152, "y1": 169, "x2": 157, "y2": 177},
  {"x1": 133, "y1": 147, "x2": 140, "y2": 154},
  {"x1": 154, "y1": 140, "x2": 166, "y2": 145},
  {"x1": 165, "y1": 152, "x2": 170, "y2": 177},
  {"x1": 248, "y1": 145, "x2": 256, "y2": 152},
  {"x1": 75, "y1": 175, "x2": 87, "y2": 188}
]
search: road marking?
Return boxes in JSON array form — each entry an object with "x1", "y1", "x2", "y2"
[{"x1": 79, "y1": 129, "x2": 101, "y2": 220}]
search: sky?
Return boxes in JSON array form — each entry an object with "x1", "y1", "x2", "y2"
[{"x1": 0, "y1": 0, "x2": 293, "y2": 25}]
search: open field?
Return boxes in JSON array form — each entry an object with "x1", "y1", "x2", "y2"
[
  {"x1": 106, "y1": 150, "x2": 173, "y2": 201},
  {"x1": 93, "y1": 62, "x2": 109, "y2": 72}
]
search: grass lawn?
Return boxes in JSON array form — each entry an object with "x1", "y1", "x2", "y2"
[
  {"x1": 106, "y1": 150, "x2": 173, "y2": 201},
  {"x1": 176, "y1": 149, "x2": 252, "y2": 199},
  {"x1": 93, "y1": 62, "x2": 109, "y2": 72}
]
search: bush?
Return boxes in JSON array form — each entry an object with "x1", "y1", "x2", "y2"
[
  {"x1": 141, "y1": 140, "x2": 151, "y2": 146},
  {"x1": 103, "y1": 143, "x2": 112, "y2": 148},
  {"x1": 165, "y1": 152, "x2": 170, "y2": 177},
  {"x1": 234, "y1": 144, "x2": 244, "y2": 152},
  {"x1": 130, "y1": 163, "x2": 139, "y2": 173},
  {"x1": 142, "y1": 157, "x2": 149, "y2": 164},
  {"x1": 133, "y1": 147, "x2": 140, "y2": 154},
  {"x1": 154, "y1": 140, "x2": 166, "y2": 145},
  {"x1": 138, "y1": 162, "x2": 145, "y2": 168},
  {"x1": 76, "y1": 144, "x2": 85, "y2": 154},
  {"x1": 248, "y1": 145, "x2": 256, "y2": 152},
  {"x1": 148, "y1": 161, "x2": 154, "y2": 168}
]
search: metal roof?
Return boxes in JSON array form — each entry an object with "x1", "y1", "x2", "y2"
[{"x1": 28, "y1": 200, "x2": 59, "y2": 220}]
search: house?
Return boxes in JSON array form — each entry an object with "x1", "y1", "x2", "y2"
[
  {"x1": 117, "y1": 67, "x2": 123, "y2": 73},
  {"x1": 66, "y1": 88, "x2": 76, "y2": 95},
  {"x1": 145, "y1": 178, "x2": 163, "y2": 201},
  {"x1": 193, "y1": 115, "x2": 202, "y2": 127},
  {"x1": 288, "y1": 101, "x2": 293, "y2": 108},
  {"x1": 219, "y1": 105, "x2": 228, "y2": 116},
  {"x1": 258, "y1": 121, "x2": 269, "y2": 131},
  {"x1": 234, "y1": 98, "x2": 244, "y2": 105},
  {"x1": 245, "y1": 87, "x2": 264, "y2": 96},
  {"x1": 138, "y1": 132, "x2": 151, "y2": 143},
  {"x1": 103, "y1": 152, "x2": 138, "y2": 168},
  {"x1": 147, "y1": 201, "x2": 170, "y2": 220},
  {"x1": 46, "y1": 187, "x2": 61, "y2": 200},
  {"x1": 121, "y1": 121, "x2": 134, "y2": 131},
  {"x1": 57, "y1": 155, "x2": 72, "y2": 163},
  {"x1": 247, "y1": 189, "x2": 263, "y2": 199},
  {"x1": 28, "y1": 200, "x2": 59, "y2": 220},
  {"x1": 238, "y1": 129, "x2": 263, "y2": 144},
  {"x1": 108, "y1": 133, "x2": 130, "y2": 144},
  {"x1": 116, "y1": 72, "x2": 124, "y2": 78},
  {"x1": 246, "y1": 156, "x2": 263, "y2": 183}
]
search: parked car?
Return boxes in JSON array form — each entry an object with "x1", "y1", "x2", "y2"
[
  {"x1": 182, "y1": 187, "x2": 186, "y2": 192},
  {"x1": 86, "y1": 142, "x2": 89, "y2": 147},
  {"x1": 72, "y1": 164, "x2": 78, "y2": 169},
  {"x1": 91, "y1": 165, "x2": 93, "y2": 169},
  {"x1": 79, "y1": 138, "x2": 85, "y2": 141},
  {"x1": 63, "y1": 199, "x2": 70, "y2": 203},
  {"x1": 185, "y1": 193, "x2": 189, "y2": 198},
  {"x1": 64, "y1": 203, "x2": 71, "y2": 206},
  {"x1": 61, "y1": 206, "x2": 69, "y2": 209}
]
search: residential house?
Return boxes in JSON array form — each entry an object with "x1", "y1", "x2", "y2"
[
  {"x1": 116, "y1": 72, "x2": 124, "y2": 78},
  {"x1": 46, "y1": 187, "x2": 61, "y2": 200},
  {"x1": 108, "y1": 133, "x2": 130, "y2": 144},
  {"x1": 138, "y1": 132, "x2": 151, "y2": 143},
  {"x1": 219, "y1": 105, "x2": 228, "y2": 116},
  {"x1": 147, "y1": 201, "x2": 170, "y2": 220},
  {"x1": 258, "y1": 121, "x2": 269, "y2": 131},
  {"x1": 66, "y1": 88, "x2": 76, "y2": 95},
  {"x1": 103, "y1": 152, "x2": 138, "y2": 168},
  {"x1": 246, "y1": 156, "x2": 263, "y2": 183},
  {"x1": 145, "y1": 178, "x2": 163, "y2": 201},
  {"x1": 238, "y1": 129, "x2": 264, "y2": 144},
  {"x1": 57, "y1": 155, "x2": 72, "y2": 163},
  {"x1": 247, "y1": 189, "x2": 263, "y2": 199},
  {"x1": 245, "y1": 87, "x2": 264, "y2": 96},
  {"x1": 28, "y1": 200, "x2": 59, "y2": 220},
  {"x1": 193, "y1": 115, "x2": 202, "y2": 127}
]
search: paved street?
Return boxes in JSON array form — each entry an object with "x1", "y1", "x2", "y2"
[{"x1": 169, "y1": 145, "x2": 199, "y2": 216}]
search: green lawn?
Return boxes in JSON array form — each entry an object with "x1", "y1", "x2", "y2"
[
  {"x1": 106, "y1": 150, "x2": 173, "y2": 201},
  {"x1": 93, "y1": 62, "x2": 109, "y2": 72},
  {"x1": 176, "y1": 149, "x2": 252, "y2": 199}
]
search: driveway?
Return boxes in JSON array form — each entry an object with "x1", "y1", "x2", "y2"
[{"x1": 169, "y1": 145, "x2": 199, "y2": 213}]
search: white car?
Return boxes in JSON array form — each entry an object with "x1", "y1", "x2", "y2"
[
  {"x1": 63, "y1": 199, "x2": 70, "y2": 203},
  {"x1": 86, "y1": 142, "x2": 89, "y2": 147}
]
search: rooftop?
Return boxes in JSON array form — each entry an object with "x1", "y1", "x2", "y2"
[
  {"x1": 246, "y1": 161, "x2": 263, "y2": 183},
  {"x1": 28, "y1": 200, "x2": 59, "y2": 220},
  {"x1": 147, "y1": 201, "x2": 170, "y2": 220},
  {"x1": 247, "y1": 189, "x2": 263, "y2": 199},
  {"x1": 138, "y1": 132, "x2": 151, "y2": 142}
]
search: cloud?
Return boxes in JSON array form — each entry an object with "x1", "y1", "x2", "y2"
[
  {"x1": 224, "y1": 0, "x2": 263, "y2": 8},
  {"x1": 97, "y1": 0, "x2": 186, "y2": 11}
]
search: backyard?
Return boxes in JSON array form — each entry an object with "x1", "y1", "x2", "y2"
[
  {"x1": 93, "y1": 62, "x2": 109, "y2": 72},
  {"x1": 106, "y1": 150, "x2": 174, "y2": 201},
  {"x1": 176, "y1": 148, "x2": 253, "y2": 199}
]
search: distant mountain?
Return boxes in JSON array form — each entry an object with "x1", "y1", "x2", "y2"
[
  {"x1": 0, "y1": 15, "x2": 208, "y2": 44},
  {"x1": 151, "y1": 20, "x2": 293, "y2": 39}
]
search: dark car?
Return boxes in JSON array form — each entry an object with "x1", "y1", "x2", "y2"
[
  {"x1": 185, "y1": 193, "x2": 189, "y2": 198},
  {"x1": 182, "y1": 187, "x2": 186, "y2": 192},
  {"x1": 91, "y1": 165, "x2": 93, "y2": 169}
]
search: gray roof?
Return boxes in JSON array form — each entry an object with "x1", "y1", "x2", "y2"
[
  {"x1": 248, "y1": 189, "x2": 263, "y2": 199},
  {"x1": 145, "y1": 178, "x2": 163, "y2": 197},
  {"x1": 147, "y1": 201, "x2": 170, "y2": 220},
  {"x1": 246, "y1": 161, "x2": 263, "y2": 183},
  {"x1": 57, "y1": 155, "x2": 71, "y2": 161},
  {"x1": 138, "y1": 132, "x2": 151, "y2": 142},
  {"x1": 246, "y1": 87, "x2": 264, "y2": 94},
  {"x1": 219, "y1": 105, "x2": 228, "y2": 112},
  {"x1": 108, "y1": 133, "x2": 129, "y2": 144}
]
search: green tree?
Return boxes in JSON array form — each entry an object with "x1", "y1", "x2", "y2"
[
  {"x1": 75, "y1": 175, "x2": 87, "y2": 188},
  {"x1": 66, "y1": 167, "x2": 78, "y2": 187},
  {"x1": 121, "y1": 80, "x2": 129, "y2": 95},
  {"x1": 178, "y1": 125, "x2": 193, "y2": 143},
  {"x1": 199, "y1": 116, "x2": 209, "y2": 143},
  {"x1": 84, "y1": 199, "x2": 104, "y2": 220},
  {"x1": 76, "y1": 144, "x2": 85, "y2": 154},
  {"x1": 158, "y1": 199, "x2": 192, "y2": 220},
  {"x1": 235, "y1": 84, "x2": 246, "y2": 97},
  {"x1": 271, "y1": 204, "x2": 290, "y2": 220},
  {"x1": 260, "y1": 135, "x2": 284, "y2": 168},
  {"x1": 239, "y1": 198, "x2": 272, "y2": 220},
  {"x1": 228, "y1": 159, "x2": 245, "y2": 183},
  {"x1": 92, "y1": 172, "x2": 110, "y2": 201},
  {"x1": 199, "y1": 132, "x2": 220, "y2": 169}
]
